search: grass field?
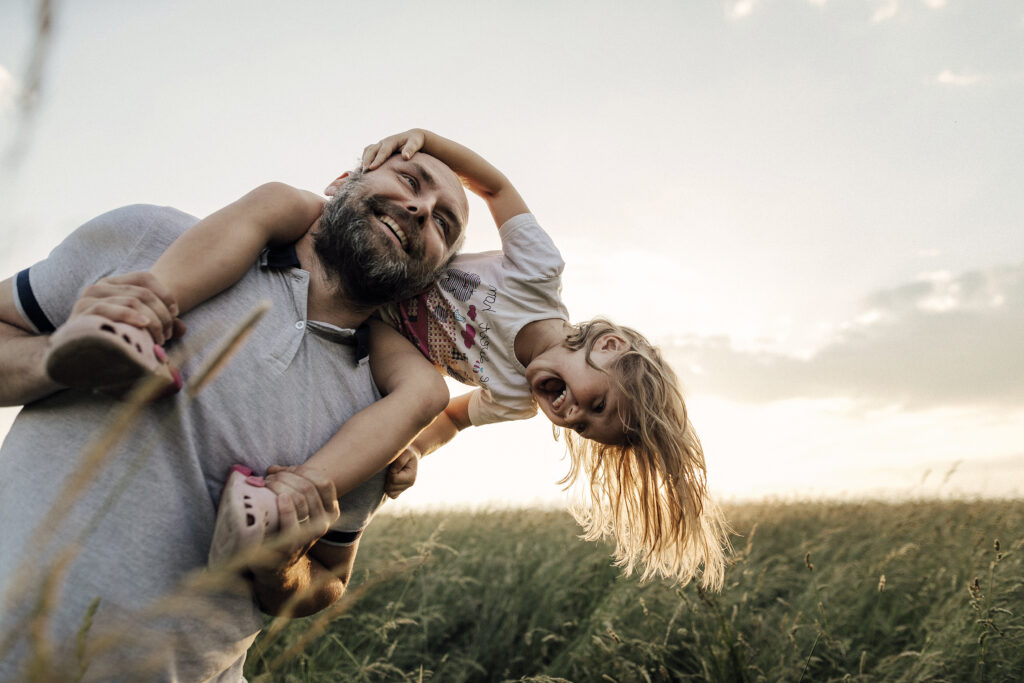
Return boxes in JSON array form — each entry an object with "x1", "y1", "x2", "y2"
[{"x1": 244, "y1": 500, "x2": 1024, "y2": 682}]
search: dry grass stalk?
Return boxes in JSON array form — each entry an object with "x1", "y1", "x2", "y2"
[{"x1": 186, "y1": 300, "x2": 271, "y2": 397}]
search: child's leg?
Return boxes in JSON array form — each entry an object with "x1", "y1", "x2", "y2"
[
  {"x1": 44, "y1": 314, "x2": 182, "y2": 398},
  {"x1": 208, "y1": 464, "x2": 280, "y2": 568}
]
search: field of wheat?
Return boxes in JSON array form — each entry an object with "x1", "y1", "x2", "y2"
[{"x1": 243, "y1": 500, "x2": 1023, "y2": 682}]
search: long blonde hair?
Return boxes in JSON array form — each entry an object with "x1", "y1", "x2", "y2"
[{"x1": 557, "y1": 318, "x2": 730, "y2": 589}]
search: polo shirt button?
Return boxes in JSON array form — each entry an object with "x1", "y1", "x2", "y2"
[{"x1": 295, "y1": 321, "x2": 305, "y2": 330}]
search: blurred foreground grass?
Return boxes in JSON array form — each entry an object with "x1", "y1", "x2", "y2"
[{"x1": 246, "y1": 501, "x2": 1023, "y2": 682}]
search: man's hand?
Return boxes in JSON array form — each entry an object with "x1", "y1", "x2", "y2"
[
  {"x1": 259, "y1": 465, "x2": 340, "y2": 569},
  {"x1": 385, "y1": 448, "x2": 420, "y2": 499},
  {"x1": 70, "y1": 271, "x2": 184, "y2": 345},
  {"x1": 248, "y1": 466, "x2": 343, "y2": 616}
]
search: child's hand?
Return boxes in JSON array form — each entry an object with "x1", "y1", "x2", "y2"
[
  {"x1": 384, "y1": 448, "x2": 420, "y2": 499},
  {"x1": 361, "y1": 129, "x2": 427, "y2": 171}
]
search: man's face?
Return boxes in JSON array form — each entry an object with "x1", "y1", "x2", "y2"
[{"x1": 314, "y1": 154, "x2": 468, "y2": 307}]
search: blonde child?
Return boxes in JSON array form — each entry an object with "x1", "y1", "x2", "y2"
[{"x1": 46, "y1": 130, "x2": 729, "y2": 587}]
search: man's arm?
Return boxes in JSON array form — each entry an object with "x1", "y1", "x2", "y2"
[
  {"x1": 362, "y1": 129, "x2": 530, "y2": 228},
  {"x1": 0, "y1": 277, "x2": 59, "y2": 405},
  {"x1": 248, "y1": 468, "x2": 349, "y2": 617},
  {"x1": 0, "y1": 271, "x2": 180, "y2": 405}
]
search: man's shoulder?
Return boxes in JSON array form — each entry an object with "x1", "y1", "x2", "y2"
[
  {"x1": 93, "y1": 204, "x2": 198, "y2": 241},
  {"x1": 69, "y1": 204, "x2": 199, "y2": 265}
]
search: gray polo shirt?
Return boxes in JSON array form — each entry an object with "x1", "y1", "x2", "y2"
[{"x1": 0, "y1": 205, "x2": 385, "y2": 681}]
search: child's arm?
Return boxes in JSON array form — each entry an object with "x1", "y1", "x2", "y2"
[
  {"x1": 151, "y1": 182, "x2": 323, "y2": 316},
  {"x1": 362, "y1": 129, "x2": 530, "y2": 229},
  {"x1": 310, "y1": 391, "x2": 470, "y2": 570},
  {"x1": 381, "y1": 392, "x2": 472, "y2": 498},
  {"x1": 287, "y1": 319, "x2": 450, "y2": 496}
]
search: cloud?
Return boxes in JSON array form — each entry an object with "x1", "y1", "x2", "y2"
[
  {"x1": 935, "y1": 69, "x2": 985, "y2": 87},
  {"x1": 668, "y1": 263, "x2": 1024, "y2": 409},
  {"x1": 919, "y1": 0, "x2": 946, "y2": 8}
]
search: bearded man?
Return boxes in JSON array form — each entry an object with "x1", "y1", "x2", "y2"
[{"x1": 0, "y1": 152, "x2": 468, "y2": 681}]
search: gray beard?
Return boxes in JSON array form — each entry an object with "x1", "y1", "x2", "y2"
[{"x1": 313, "y1": 178, "x2": 442, "y2": 307}]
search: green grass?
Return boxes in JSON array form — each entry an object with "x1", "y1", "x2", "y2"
[{"x1": 245, "y1": 500, "x2": 1024, "y2": 682}]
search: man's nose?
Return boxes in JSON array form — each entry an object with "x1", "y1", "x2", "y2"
[{"x1": 404, "y1": 201, "x2": 430, "y2": 227}]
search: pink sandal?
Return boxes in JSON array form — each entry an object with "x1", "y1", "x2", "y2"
[
  {"x1": 208, "y1": 464, "x2": 280, "y2": 568},
  {"x1": 44, "y1": 314, "x2": 182, "y2": 398}
]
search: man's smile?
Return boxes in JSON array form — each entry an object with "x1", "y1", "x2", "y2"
[{"x1": 377, "y1": 213, "x2": 409, "y2": 251}]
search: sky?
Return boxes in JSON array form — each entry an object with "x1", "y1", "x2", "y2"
[{"x1": 1, "y1": 0, "x2": 1022, "y2": 510}]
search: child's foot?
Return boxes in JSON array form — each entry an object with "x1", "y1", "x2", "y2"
[
  {"x1": 208, "y1": 465, "x2": 280, "y2": 568},
  {"x1": 44, "y1": 314, "x2": 183, "y2": 399}
]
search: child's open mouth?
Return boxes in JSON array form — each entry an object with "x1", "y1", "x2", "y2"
[{"x1": 537, "y1": 376, "x2": 567, "y2": 413}]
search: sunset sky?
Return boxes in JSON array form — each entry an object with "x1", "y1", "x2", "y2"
[{"x1": 2, "y1": 0, "x2": 1022, "y2": 509}]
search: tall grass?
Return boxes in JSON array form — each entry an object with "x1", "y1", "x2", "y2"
[{"x1": 246, "y1": 500, "x2": 1024, "y2": 682}]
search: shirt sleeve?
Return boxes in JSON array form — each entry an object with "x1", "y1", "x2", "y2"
[
  {"x1": 16, "y1": 205, "x2": 188, "y2": 332},
  {"x1": 467, "y1": 386, "x2": 538, "y2": 426},
  {"x1": 498, "y1": 214, "x2": 565, "y2": 281}
]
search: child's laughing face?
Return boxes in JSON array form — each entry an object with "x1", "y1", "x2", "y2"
[{"x1": 525, "y1": 333, "x2": 628, "y2": 445}]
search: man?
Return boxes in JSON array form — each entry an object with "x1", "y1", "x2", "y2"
[{"x1": 0, "y1": 152, "x2": 468, "y2": 680}]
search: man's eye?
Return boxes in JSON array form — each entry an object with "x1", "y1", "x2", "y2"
[
  {"x1": 402, "y1": 174, "x2": 418, "y2": 190},
  {"x1": 436, "y1": 215, "x2": 448, "y2": 234}
]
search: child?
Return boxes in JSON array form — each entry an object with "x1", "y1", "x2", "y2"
[{"x1": 46, "y1": 130, "x2": 729, "y2": 587}]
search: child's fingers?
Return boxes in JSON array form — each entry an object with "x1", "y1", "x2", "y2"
[
  {"x1": 360, "y1": 143, "x2": 380, "y2": 170},
  {"x1": 369, "y1": 144, "x2": 392, "y2": 169},
  {"x1": 399, "y1": 131, "x2": 425, "y2": 159}
]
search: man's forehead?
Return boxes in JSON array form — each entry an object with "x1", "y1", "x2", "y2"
[{"x1": 381, "y1": 154, "x2": 468, "y2": 215}]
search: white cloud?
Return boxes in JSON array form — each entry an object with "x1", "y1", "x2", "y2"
[
  {"x1": 872, "y1": 0, "x2": 900, "y2": 23},
  {"x1": 935, "y1": 69, "x2": 985, "y2": 87},
  {"x1": 729, "y1": 0, "x2": 762, "y2": 20},
  {"x1": 668, "y1": 262, "x2": 1024, "y2": 409}
]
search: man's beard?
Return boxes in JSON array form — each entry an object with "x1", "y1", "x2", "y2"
[{"x1": 313, "y1": 177, "x2": 444, "y2": 308}]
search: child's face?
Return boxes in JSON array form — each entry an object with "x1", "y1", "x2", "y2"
[{"x1": 525, "y1": 334, "x2": 628, "y2": 445}]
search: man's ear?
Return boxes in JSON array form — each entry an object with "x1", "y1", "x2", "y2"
[{"x1": 324, "y1": 172, "x2": 350, "y2": 197}]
